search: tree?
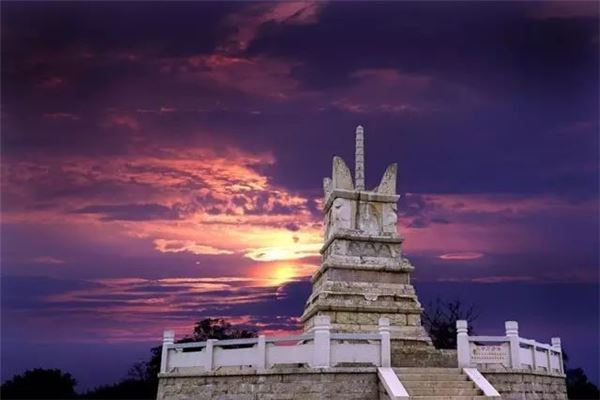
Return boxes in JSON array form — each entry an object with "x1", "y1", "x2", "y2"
[
  {"x1": 562, "y1": 351, "x2": 600, "y2": 399},
  {"x1": 566, "y1": 368, "x2": 600, "y2": 399},
  {"x1": 191, "y1": 318, "x2": 257, "y2": 341},
  {"x1": 1, "y1": 368, "x2": 77, "y2": 399},
  {"x1": 422, "y1": 298, "x2": 479, "y2": 349},
  {"x1": 81, "y1": 318, "x2": 257, "y2": 399}
]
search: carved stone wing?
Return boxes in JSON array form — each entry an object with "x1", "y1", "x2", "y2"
[
  {"x1": 377, "y1": 163, "x2": 397, "y2": 195},
  {"x1": 332, "y1": 156, "x2": 354, "y2": 190}
]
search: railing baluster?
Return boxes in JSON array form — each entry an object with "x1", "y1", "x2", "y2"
[
  {"x1": 160, "y1": 330, "x2": 175, "y2": 373},
  {"x1": 312, "y1": 315, "x2": 331, "y2": 368},
  {"x1": 551, "y1": 337, "x2": 562, "y2": 374},
  {"x1": 456, "y1": 320, "x2": 470, "y2": 368},
  {"x1": 204, "y1": 339, "x2": 216, "y2": 371},
  {"x1": 505, "y1": 321, "x2": 521, "y2": 369},
  {"x1": 256, "y1": 335, "x2": 266, "y2": 370},
  {"x1": 378, "y1": 317, "x2": 391, "y2": 367}
]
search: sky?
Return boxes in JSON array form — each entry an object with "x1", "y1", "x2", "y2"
[{"x1": 1, "y1": 0, "x2": 598, "y2": 391}]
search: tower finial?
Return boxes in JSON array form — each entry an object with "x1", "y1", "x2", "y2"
[{"x1": 355, "y1": 125, "x2": 365, "y2": 191}]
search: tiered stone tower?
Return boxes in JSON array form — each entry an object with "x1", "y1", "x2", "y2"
[{"x1": 301, "y1": 126, "x2": 432, "y2": 349}]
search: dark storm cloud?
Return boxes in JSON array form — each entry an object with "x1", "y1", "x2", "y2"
[
  {"x1": 0, "y1": 274, "x2": 309, "y2": 332},
  {"x1": 2, "y1": 1, "x2": 597, "y2": 198},
  {"x1": 249, "y1": 2, "x2": 598, "y2": 93},
  {"x1": 74, "y1": 203, "x2": 182, "y2": 221},
  {"x1": 1, "y1": 2, "x2": 236, "y2": 56},
  {"x1": 1, "y1": 275, "x2": 105, "y2": 309},
  {"x1": 243, "y1": 1, "x2": 599, "y2": 197}
]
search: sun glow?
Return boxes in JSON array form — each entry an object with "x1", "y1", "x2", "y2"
[
  {"x1": 248, "y1": 262, "x2": 316, "y2": 286},
  {"x1": 271, "y1": 264, "x2": 297, "y2": 286},
  {"x1": 245, "y1": 242, "x2": 321, "y2": 261}
]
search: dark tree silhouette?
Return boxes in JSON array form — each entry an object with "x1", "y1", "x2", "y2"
[
  {"x1": 566, "y1": 368, "x2": 600, "y2": 399},
  {"x1": 562, "y1": 351, "x2": 600, "y2": 399},
  {"x1": 192, "y1": 318, "x2": 257, "y2": 341},
  {"x1": 1, "y1": 368, "x2": 77, "y2": 399},
  {"x1": 422, "y1": 298, "x2": 479, "y2": 349},
  {"x1": 81, "y1": 318, "x2": 257, "y2": 399}
]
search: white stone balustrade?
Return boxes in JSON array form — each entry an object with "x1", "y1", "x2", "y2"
[
  {"x1": 456, "y1": 320, "x2": 564, "y2": 375},
  {"x1": 160, "y1": 316, "x2": 391, "y2": 374}
]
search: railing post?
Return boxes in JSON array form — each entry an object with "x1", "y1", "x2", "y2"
[
  {"x1": 456, "y1": 320, "x2": 470, "y2": 367},
  {"x1": 551, "y1": 337, "x2": 563, "y2": 374},
  {"x1": 203, "y1": 339, "x2": 217, "y2": 371},
  {"x1": 505, "y1": 321, "x2": 521, "y2": 369},
  {"x1": 160, "y1": 330, "x2": 175, "y2": 373},
  {"x1": 378, "y1": 317, "x2": 391, "y2": 367},
  {"x1": 256, "y1": 335, "x2": 266, "y2": 370},
  {"x1": 312, "y1": 315, "x2": 331, "y2": 368}
]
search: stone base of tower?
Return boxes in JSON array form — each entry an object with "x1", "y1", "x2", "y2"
[
  {"x1": 301, "y1": 231, "x2": 433, "y2": 355},
  {"x1": 391, "y1": 341, "x2": 458, "y2": 367}
]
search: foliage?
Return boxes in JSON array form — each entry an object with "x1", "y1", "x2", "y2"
[
  {"x1": 191, "y1": 318, "x2": 257, "y2": 341},
  {"x1": 422, "y1": 298, "x2": 479, "y2": 349},
  {"x1": 1, "y1": 368, "x2": 77, "y2": 399},
  {"x1": 566, "y1": 368, "x2": 600, "y2": 399},
  {"x1": 562, "y1": 352, "x2": 600, "y2": 399}
]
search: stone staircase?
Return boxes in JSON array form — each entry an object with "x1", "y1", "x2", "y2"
[{"x1": 394, "y1": 368, "x2": 489, "y2": 399}]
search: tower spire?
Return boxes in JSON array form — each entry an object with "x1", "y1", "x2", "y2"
[{"x1": 355, "y1": 125, "x2": 365, "y2": 191}]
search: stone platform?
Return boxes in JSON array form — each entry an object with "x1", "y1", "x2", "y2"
[
  {"x1": 156, "y1": 366, "x2": 566, "y2": 399},
  {"x1": 157, "y1": 367, "x2": 381, "y2": 400}
]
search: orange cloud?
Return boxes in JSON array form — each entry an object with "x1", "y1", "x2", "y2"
[
  {"x1": 245, "y1": 243, "x2": 321, "y2": 262},
  {"x1": 2, "y1": 145, "x2": 321, "y2": 271},
  {"x1": 153, "y1": 239, "x2": 234, "y2": 255}
]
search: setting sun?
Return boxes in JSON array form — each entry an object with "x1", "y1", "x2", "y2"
[{"x1": 271, "y1": 264, "x2": 296, "y2": 285}]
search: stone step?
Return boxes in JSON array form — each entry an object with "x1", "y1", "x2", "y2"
[
  {"x1": 397, "y1": 373, "x2": 469, "y2": 381},
  {"x1": 402, "y1": 381, "x2": 476, "y2": 389},
  {"x1": 407, "y1": 388, "x2": 482, "y2": 396},
  {"x1": 394, "y1": 367, "x2": 462, "y2": 374}
]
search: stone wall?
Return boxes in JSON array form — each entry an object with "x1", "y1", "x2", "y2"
[
  {"x1": 481, "y1": 370, "x2": 567, "y2": 400},
  {"x1": 157, "y1": 367, "x2": 379, "y2": 400},
  {"x1": 157, "y1": 366, "x2": 567, "y2": 400},
  {"x1": 391, "y1": 343, "x2": 458, "y2": 367}
]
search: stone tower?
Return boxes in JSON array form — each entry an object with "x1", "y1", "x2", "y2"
[{"x1": 301, "y1": 125, "x2": 432, "y2": 348}]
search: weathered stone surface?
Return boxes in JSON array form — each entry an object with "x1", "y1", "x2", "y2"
[
  {"x1": 391, "y1": 344, "x2": 458, "y2": 368},
  {"x1": 481, "y1": 370, "x2": 567, "y2": 400},
  {"x1": 303, "y1": 127, "x2": 431, "y2": 346},
  {"x1": 156, "y1": 368, "x2": 379, "y2": 400},
  {"x1": 332, "y1": 156, "x2": 354, "y2": 191},
  {"x1": 376, "y1": 163, "x2": 397, "y2": 195}
]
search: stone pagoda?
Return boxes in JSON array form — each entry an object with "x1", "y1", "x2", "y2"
[
  {"x1": 156, "y1": 125, "x2": 567, "y2": 400},
  {"x1": 301, "y1": 125, "x2": 443, "y2": 363}
]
